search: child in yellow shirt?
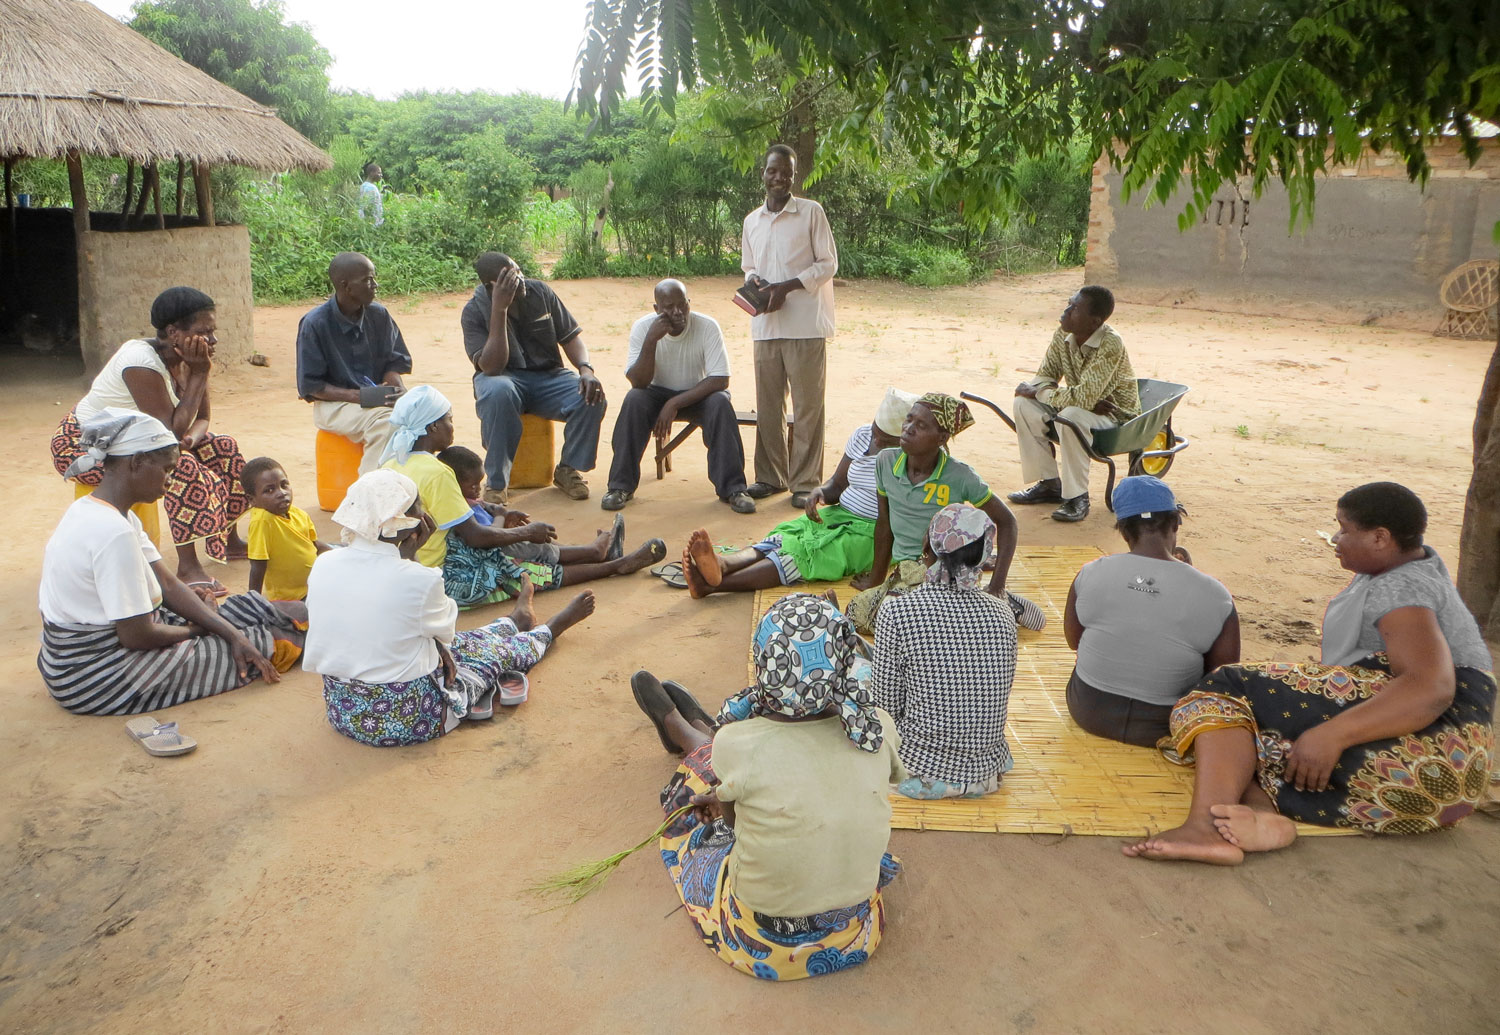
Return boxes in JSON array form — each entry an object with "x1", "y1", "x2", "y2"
[{"x1": 242, "y1": 457, "x2": 332, "y2": 601}]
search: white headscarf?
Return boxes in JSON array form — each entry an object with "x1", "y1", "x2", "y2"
[
  {"x1": 63, "y1": 408, "x2": 177, "y2": 480},
  {"x1": 333, "y1": 469, "x2": 422, "y2": 545},
  {"x1": 381, "y1": 385, "x2": 453, "y2": 465},
  {"x1": 874, "y1": 387, "x2": 921, "y2": 436}
]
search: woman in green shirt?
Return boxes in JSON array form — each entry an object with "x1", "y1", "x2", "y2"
[{"x1": 847, "y1": 393, "x2": 1032, "y2": 635}]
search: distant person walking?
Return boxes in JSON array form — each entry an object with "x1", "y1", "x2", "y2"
[
  {"x1": 740, "y1": 143, "x2": 838, "y2": 509},
  {"x1": 358, "y1": 162, "x2": 384, "y2": 227}
]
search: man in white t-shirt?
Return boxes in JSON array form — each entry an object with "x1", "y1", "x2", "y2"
[{"x1": 602, "y1": 279, "x2": 754, "y2": 513}]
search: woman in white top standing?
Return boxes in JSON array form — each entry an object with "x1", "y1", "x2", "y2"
[
  {"x1": 38, "y1": 410, "x2": 300, "y2": 716},
  {"x1": 50, "y1": 287, "x2": 250, "y2": 597},
  {"x1": 1063, "y1": 476, "x2": 1239, "y2": 746}
]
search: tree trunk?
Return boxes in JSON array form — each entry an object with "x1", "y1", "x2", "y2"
[
  {"x1": 591, "y1": 171, "x2": 613, "y2": 248},
  {"x1": 66, "y1": 152, "x2": 89, "y2": 236},
  {"x1": 193, "y1": 162, "x2": 214, "y2": 226},
  {"x1": 1458, "y1": 330, "x2": 1500, "y2": 647},
  {"x1": 782, "y1": 78, "x2": 817, "y2": 192}
]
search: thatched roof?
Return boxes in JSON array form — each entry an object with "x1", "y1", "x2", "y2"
[{"x1": 0, "y1": 0, "x2": 331, "y2": 171}]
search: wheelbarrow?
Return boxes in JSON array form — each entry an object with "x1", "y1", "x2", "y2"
[{"x1": 960, "y1": 378, "x2": 1191, "y2": 512}]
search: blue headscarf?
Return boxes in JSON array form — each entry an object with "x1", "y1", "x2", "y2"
[
  {"x1": 381, "y1": 384, "x2": 452, "y2": 465},
  {"x1": 716, "y1": 594, "x2": 884, "y2": 752}
]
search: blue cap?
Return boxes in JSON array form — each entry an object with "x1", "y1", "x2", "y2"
[{"x1": 1113, "y1": 476, "x2": 1177, "y2": 520}]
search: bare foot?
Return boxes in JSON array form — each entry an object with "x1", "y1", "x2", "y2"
[
  {"x1": 1210, "y1": 804, "x2": 1297, "y2": 853},
  {"x1": 1121, "y1": 821, "x2": 1245, "y2": 865},
  {"x1": 687, "y1": 528, "x2": 724, "y2": 587},
  {"x1": 616, "y1": 539, "x2": 665, "y2": 575},
  {"x1": 822, "y1": 588, "x2": 841, "y2": 610},
  {"x1": 547, "y1": 590, "x2": 596, "y2": 637},
  {"x1": 682, "y1": 548, "x2": 711, "y2": 600},
  {"x1": 509, "y1": 574, "x2": 536, "y2": 631},
  {"x1": 588, "y1": 526, "x2": 612, "y2": 562}
]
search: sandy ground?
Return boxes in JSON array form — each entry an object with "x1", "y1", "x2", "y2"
[{"x1": 2, "y1": 270, "x2": 1497, "y2": 1034}]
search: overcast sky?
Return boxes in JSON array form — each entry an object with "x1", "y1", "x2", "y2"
[{"x1": 91, "y1": 0, "x2": 592, "y2": 100}]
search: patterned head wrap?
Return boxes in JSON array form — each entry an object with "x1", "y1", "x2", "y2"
[
  {"x1": 150, "y1": 286, "x2": 215, "y2": 333},
  {"x1": 333, "y1": 469, "x2": 422, "y2": 545},
  {"x1": 715, "y1": 594, "x2": 884, "y2": 752},
  {"x1": 381, "y1": 385, "x2": 453, "y2": 465},
  {"x1": 62, "y1": 408, "x2": 178, "y2": 480},
  {"x1": 917, "y1": 392, "x2": 973, "y2": 437},
  {"x1": 925, "y1": 503, "x2": 995, "y2": 589}
]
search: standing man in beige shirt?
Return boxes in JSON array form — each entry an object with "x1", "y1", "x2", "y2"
[{"x1": 740, "y1": 143, "x2": 839, "y2": 508}]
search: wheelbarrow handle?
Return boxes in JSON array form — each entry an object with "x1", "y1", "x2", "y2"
[{"x1": 959, "y1": 391, "x2": 1017, "y2": 432}]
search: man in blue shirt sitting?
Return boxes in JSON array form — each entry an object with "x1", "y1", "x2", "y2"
[
  {"x1": 459, "y1": 252, "x2": 606, "y2": 503},
  {"x1": 295, "y1": 251, "x2": 411, "y2": 472}
]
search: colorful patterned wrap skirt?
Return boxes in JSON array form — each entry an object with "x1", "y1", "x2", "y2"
[
  {"x1": 323, "y1": 617, "x2": 551, "y2": 746},
  {"x1": 1163, "y1": 653, "x2": 1496, "y2": 833},
  {"x1": 442, "y1": 537, "x2": 563, "y2": 608},
  {"x1": 657, "y1": 744, "x2": 900, "y2": 981},
  {"x1": 52, "y1": 411, "x2": 249, "y2": 562}
]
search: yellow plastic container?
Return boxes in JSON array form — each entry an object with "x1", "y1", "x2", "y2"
[
  {"x1": 316, "y1": 430, "x2": 364, "y2": 512},
  {"x1": 73, "y1": 481, "x2": 163, "y2": 546},
  {"x1": 510, "y1": 413, "x2": 556, "y2": 489}
]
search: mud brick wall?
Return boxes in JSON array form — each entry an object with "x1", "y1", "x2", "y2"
[
  {"x1": 75, "y1": 225, "x2": 254, "y2": 374},
  {"x1": 1085, "y1": 139, "x2": 1500, "y2": 323}
]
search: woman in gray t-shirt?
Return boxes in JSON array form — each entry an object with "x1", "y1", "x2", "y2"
[
  {"x1": 1064, "y1": 477, "x2": 1239, "y2": 746},
  {"x1": 1126, "y1": 482, "x2": 1495, "y2": 867}
]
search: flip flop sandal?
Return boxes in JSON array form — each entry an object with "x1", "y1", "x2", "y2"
[
  {"x1": 125, "y1": 716, "x2": 197, "y2": 757},
  {"x1": 650, "y1": 559, "x2": 683, "y2": 580},
  {"x1": 498, "y1": 670, "x2": 529, "y2": 707},
  {"x1": 630, "y1": 671, "x2": 681, "y2": 753},
  {"x1": 185, "y1": 579, "x2": 229, "y2": 599},
  {"x1": 660, "y1": 571, "x2": 689, "y2": 590},
  {"x1": 661, "y1": 680, "x2": 716, "y2": 731},
  {"x1": 606, "y1": 514, "x2": 626, "y2": 562}
]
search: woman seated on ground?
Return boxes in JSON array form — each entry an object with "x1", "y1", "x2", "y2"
[
  {"x1": 680, "y1": 387, "x2": 916, "y2": 597},
  {"x1": 847, "y1": 392, "x2": 1036, "y2": 636},
  {"x1": 380, "y1": 385, "x2": 665, "y2": 606},
  {"x1": 1063, "y1": 476, "x2": 1239, "y2": 747},
  {"x1": 50, "y1": 287, "x2": 250, "y2": 597},
  {"x1": 304, "y1": 470, "x2": 595, "y2": 747},
  {"x1": 1125, "y1": 482, "x2": 1495, "y2": 865},
  {"x1": 629, "y1": 594, "x2": 906, "y2": 981},
  {"x1": 874, "y1": 504, "x2": 1018, "y2": 799},
  {"x1": 39, "y1": 410, "x2": 301, "y2": 716}
]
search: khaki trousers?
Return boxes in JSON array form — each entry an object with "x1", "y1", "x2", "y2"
[
  {"x1": 753, "y1": 337, "x2": 825, "y2": 493},
  {"x1": 1014, "y1": 395, "x2": 1117, "y2": 499},
  {"x1": 312, "y1": 401, "x2": 397, "y2": 475}
]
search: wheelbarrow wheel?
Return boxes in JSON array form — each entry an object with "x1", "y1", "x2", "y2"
[{"x1": 1128, "y1": 423, "x2": 1175, "y2": 478}]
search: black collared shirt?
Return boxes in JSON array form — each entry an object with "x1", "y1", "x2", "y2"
[
  {"x1": 459, "y1": 280, "x2": 581, "y2": 374},
  {"x1": 295, "y1": 296, "x2": 413, "y2": 399}
]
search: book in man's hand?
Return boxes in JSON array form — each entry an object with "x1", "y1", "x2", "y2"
[{"x1": 732, "y1": 282, "x2": 769, "y2": 316}]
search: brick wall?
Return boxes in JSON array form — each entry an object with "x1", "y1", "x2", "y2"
[
  {"x1": 1086, "y1": 139, "x2": 1500, "y2": 324},
  {"x1": 74, "y1": 225, "x2": 255, "y2": 374}
]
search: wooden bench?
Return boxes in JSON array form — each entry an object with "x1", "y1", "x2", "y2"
[{"x1": 653, "y1": 409, "x2": 794, "y2": 480}]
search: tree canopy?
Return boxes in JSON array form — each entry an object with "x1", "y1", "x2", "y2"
[
  {"x1": 129, "y1": 0, "x2": 334, "y2": 143},
  {"x1": 573, "y1": 0, "x2": 1499, "y2": 228}
]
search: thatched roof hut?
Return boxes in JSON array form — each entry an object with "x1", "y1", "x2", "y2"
[{"x1": 0, "y1": 0, "x2": 330, "y2": 172}]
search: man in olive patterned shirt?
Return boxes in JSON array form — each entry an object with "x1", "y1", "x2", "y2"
[{"x1": 1007, "y1": 285, "x2": 1139, "y2": 523}]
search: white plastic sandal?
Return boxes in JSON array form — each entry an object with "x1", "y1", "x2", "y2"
[{"x1": 125, "y1": 716, "x2": 197, "y2": 757}]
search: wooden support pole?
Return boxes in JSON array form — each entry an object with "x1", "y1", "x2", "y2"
[
  {"x1": 175, "y1": 157, "x2": 185, "y2": 218},
  {"x1": 132, "y1": 163, "x2": 153, "y2": 226},
  {"x1": 66, "y1": 151, "x2": 89, "y2": 236},
  {"x1": 121, "y1": 159, "x2": 135, "y2": 216},
  {"x1": 192, "y1": 161, "x2": 213, "y2": 226},
  {"x1": 152, "y1": 165, "x2": 165, "y2": 230}
]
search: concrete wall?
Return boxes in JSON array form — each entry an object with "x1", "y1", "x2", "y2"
[
  {"x1": 75, "y1": 224, "x2": 255, "y2": 374},
  {"x1": 1085, "y1": 140, "x2": 1500, "y2": 325}
]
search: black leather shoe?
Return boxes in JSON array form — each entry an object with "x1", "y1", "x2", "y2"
[
  {"x1": 725, "y1": 492, "x2": 757, "y2": 514},
  {"x1": 1008, "y1": 479, "x2": 1064, "y2": 505},
  {"x1": 1052, "y1": 495, "x2": 1090, "y2": 522},
  {"x1": 744, "y1": 481, "x2": 786, "y2": 499}
]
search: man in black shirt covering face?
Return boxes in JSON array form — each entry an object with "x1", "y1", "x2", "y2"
[{"x1": 459, "y1": 252, "x2": 607, "y2": 502}]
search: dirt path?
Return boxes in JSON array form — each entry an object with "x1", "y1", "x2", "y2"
[{"x1": 2, "y1": 271, "x2": 1495, "y2": 1034}]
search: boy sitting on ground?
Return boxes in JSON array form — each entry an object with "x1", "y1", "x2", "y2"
[{"x1": 243, "y1": 457, "x2": 333, "y2": 602}]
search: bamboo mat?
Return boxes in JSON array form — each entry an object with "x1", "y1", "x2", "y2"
[{"x1": 750, "y1": 546, "x2": 1354, "y2": 838}]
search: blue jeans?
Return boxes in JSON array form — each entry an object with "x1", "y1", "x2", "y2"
[{"x1": 472, "y1": 368, "x2": 606, "y2": 491}]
